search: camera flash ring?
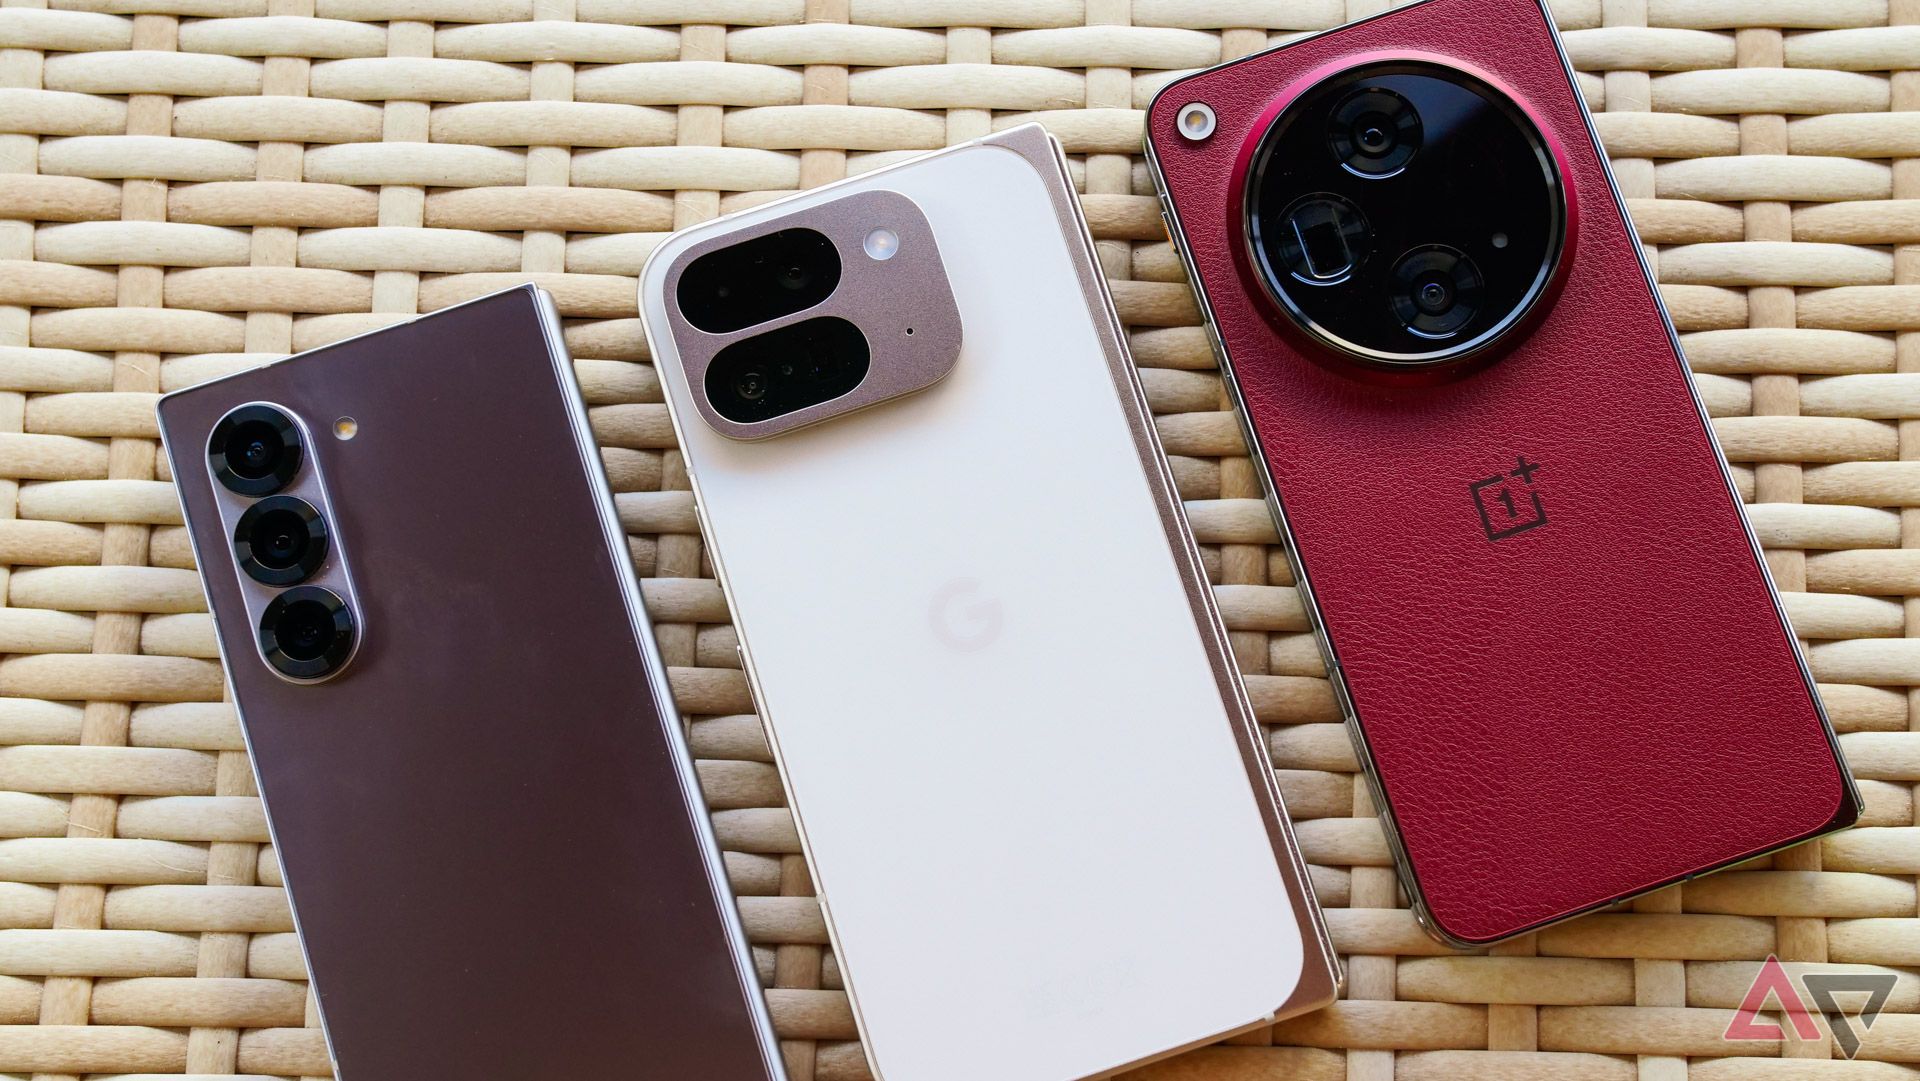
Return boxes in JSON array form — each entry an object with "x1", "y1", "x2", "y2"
[
  {"x1": 1177, "y1": 102, "x2": 1216, "y2": 141},
  {"x1": 863, "y1": 227, "x2": 900, "y2": 261}
]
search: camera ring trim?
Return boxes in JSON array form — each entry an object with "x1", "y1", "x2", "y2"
[
  {"x1": 1231, "y1": 51, "x2": 1578, "y2": 371},
  {"x1": 208, "y1": 402, "x2": 305, "y2": 495},
  {"x1": 200, "y1": 399, "x2": 368, "y2": 685},
  {"x1": 233, "y1": 494, "x2": 330, "y2": 586},
  {"x1": 257, "y1": 585, "x2": 357, "y2": 681}
]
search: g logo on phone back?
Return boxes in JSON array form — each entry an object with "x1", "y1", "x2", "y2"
[{"x1": 929, "y1": 577, "x2": 1004, "y2": 652}]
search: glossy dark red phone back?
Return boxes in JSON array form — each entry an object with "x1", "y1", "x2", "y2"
[
  {"x1": 1147, "y1": 0, "x2": 1857, "y2": 944},
  {"x1": 157, "y1": 288, "x2": 780, "y2": 1078}
]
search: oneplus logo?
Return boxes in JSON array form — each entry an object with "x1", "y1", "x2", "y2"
[
  {"x1": 929, "y1": 577, "x2": 1003, "y2": 653},
  {"x1": 1471, "y1": 455, "x2": 1547, "y2": 541}
]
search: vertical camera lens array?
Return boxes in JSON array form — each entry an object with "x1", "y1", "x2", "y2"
[
  {"x1": 676, "y1": 227, "x2": 873, "y2": 424},
  {"x1": 208, "y1": 406, "x2": 356, "y2": 680}
]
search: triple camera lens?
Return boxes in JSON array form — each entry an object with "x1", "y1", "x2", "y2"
[
  {"x1": 1390, "y1": 246, "x2": 1484, "y2": 338},
  {"x1": 208, "y1": 405, "x2": 357, "y2": 681},
  {"x1": 258, "y1": 586, "x2": 356, "y2": 681},
  {"x1": 1244, "y1": 62, "x2": 1565, "y2": 366},
  {"x1": 209, "y1": 404, "x2": 303, "y2": 496},
  {"x1": 234, "y1": 495, "x2": 329, "y2": 586},
  {"x1": 1328, "y1": 87, "x2": 1421, "y2": 176}
]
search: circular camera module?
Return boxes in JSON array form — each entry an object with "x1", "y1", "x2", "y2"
[
  {"x1": 234, "y1": 495, "x2": 329, "y2": 586},
  {"x1": 1329, "y1": 87, "x2": 1422, "y2": 176},
  {"x1": 209, "y1": 404, "x2": 303, "y2": 496},
  {"x1": 258, "y1": 585, "x2": 355, "y2": 680},
  {"x1": 1244, "y1": 61, "x2": 1566, "y2": 367}
]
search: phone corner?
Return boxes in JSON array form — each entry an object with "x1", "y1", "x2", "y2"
[
  {"x1": 1408, "y1": 892, "x2": 1518, "y2": 951},
  {"x1": 1813, "y1": 762, "x2": 1865, "y2": 837},
  {"x1": 1141, "y1": 65, "x2": 1208, "y2": 152},
  {"x1": 975, "y1": 122, "x2": 1069, "y2": 187},
  {"x1": 152, "y1": 383, "x2": 188, "y2": 435},
  {"x1": 1271, "y1": 950, "x2": 1345, "y2": 1023},
  {"x1": 636, "y1": 229, "x2": 677, "y2": 299}
]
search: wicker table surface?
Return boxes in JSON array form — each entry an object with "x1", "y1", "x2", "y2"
[{"x1": 1, "y1": 0, "x2": 1917, "y2": 1078}]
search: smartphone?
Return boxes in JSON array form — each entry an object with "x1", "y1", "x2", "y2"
[
  {"x1": 156, "y1": 286, "x2": 785, "y2": 1080},
  {"x1": 639, "y1": 124, "x2": 1340, "y2": 1080},
  {"x1": 1145, "y1": 0, "x2": 1860, "y2": 946}
]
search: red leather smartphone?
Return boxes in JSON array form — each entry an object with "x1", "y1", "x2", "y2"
[{"x1": 1145, "y1": 0, "x2": 1859, "y2": 946}]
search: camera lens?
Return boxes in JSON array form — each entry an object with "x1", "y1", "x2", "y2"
[
  {"x1": 209, "y1": 405, "x2": 302, "y2": 496},
  {"x1": 1416, "y1": 277, "x2": 1454, "y2": 315},
  {"x1": 1390, "y1": 245, "x2": 1484, "y2": 338},
  {"x1": 234, "y1": 495, "x2": 328, "y2": 585},
  {"x1": 1265, "y1": 193, "x2": 1370, "y2": 284},
  {"x1": 734, "y1": 369, "x2": 771, "y2": 401},
  {"x1": 777, "y1": 263, "x2": 813, "y2": 291},
  {"x1": 1328, "y1": 87, "x2": 1421, "y2": 176},
  {"x1": 258, "y1": 586, "x2": 355, "y2": 680}
]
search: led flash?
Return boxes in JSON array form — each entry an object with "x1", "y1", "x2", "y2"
[
  {"x1": 1177, "y1": 102, "x2": 1216, "y2": 141},
  {"x1": 334, "y1": 417, "x2": 358, "y2": 440},
  {"x1": 863, "y1": 227, "x2": 901, "y2": 261}
]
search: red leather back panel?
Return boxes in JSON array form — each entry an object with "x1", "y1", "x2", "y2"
[{"x1": 1148, "y1": 0, "x2": 1855, "y2": 944}]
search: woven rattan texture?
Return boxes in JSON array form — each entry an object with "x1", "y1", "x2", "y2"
[{"x1": 0, "y1": 0, "x2": 1916, "y2": 1078}]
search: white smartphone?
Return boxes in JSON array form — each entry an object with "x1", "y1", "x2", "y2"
[{"x1": 640, "y1": 124, "x2": 1339, "y2": 1081}]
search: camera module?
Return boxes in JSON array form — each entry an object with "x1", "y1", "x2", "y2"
[
  {"x1": 258, "y1": 585, "x2": 356, "y2": 680},
  {"x1": 1243, "y1": 60, "x2": 1565, "y2": 366},
  {"x1": 234, "y1": 495, "x2": 329, "y2": 586},
  {"x1": 209, "y1": 404, "x2": 303, "y2": 495}
]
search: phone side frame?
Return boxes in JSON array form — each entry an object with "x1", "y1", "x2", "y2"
[
  {"x1": 156, "y1": 285, "x2": 789, "y2": 1079},
  {"x1": 1141, "y1": 0, "x2": 1861, "y2": 949}
]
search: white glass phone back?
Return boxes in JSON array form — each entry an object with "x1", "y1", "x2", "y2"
[{"x1": 644, "y1": 140, "x2": 1308, "y2": 1081}]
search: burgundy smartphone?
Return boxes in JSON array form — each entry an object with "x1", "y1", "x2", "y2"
[
  {"x1": 156, "y1": 286, "x2": 785, "y2": 1079},
  {"x1": 1146, "y1": 0, "x2": 1858, "y2": 945}
]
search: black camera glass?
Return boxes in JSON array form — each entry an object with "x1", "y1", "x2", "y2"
[
  {"x1": 258, "y1": 585, "x2": 355, "y2": 680},
  {"x1": 704, "y1": 316, "x2": 870, "y2": 425},
  {"x1": 677, "y1": 228, "x2": 842, "y2": 334},
  {"x1": 234, "y1": 495, "x2": 329, "y2": 586},
  {"x1": 209, "y1": 404, "x2": 303, "y2": 495},
  {"x1": 1244, "y1": 61, "x2": 1565, "y2": 366}
]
